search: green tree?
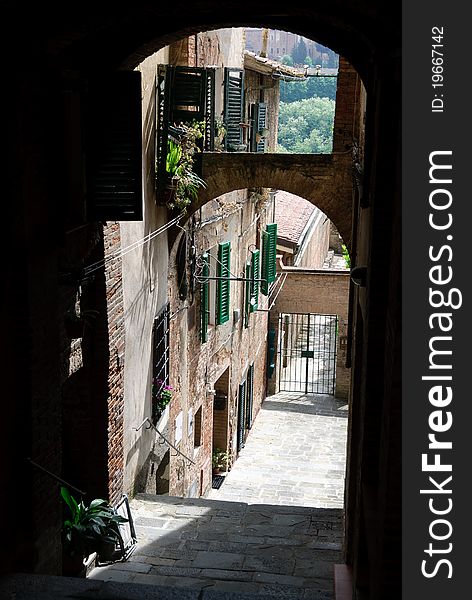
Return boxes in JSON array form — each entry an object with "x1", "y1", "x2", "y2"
[
  {"x1": 277, "y1": 97, "x2": 335, "y2": 154},
  {"x1": 280, "y1": 54, "x2": 294, "y2": 66},
  {"x1": 304, "y1": 56, "x2": 313, "y2": 67},
  {"x1": 280, "y1": 77, "x2": 337, "y2": 103},
  {"x1": 291, "y1": 38, "x2": 308, "y2": 66}
]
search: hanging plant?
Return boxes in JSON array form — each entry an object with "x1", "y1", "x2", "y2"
[{"x1": 161, "y1": 121, "x2": 207, "y2": 212}]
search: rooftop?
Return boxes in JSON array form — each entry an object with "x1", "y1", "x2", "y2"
[{"x1": 274, "y1": 191, "x2": 318, "y2": 247}]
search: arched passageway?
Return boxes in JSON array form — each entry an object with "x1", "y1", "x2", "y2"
[{"x1": 3, "y1": 4, "x2": 401, "y2": 599}]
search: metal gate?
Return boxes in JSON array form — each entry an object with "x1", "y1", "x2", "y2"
[{"x1": 278, "y1": 313, "x2": 338, "y2": 394}]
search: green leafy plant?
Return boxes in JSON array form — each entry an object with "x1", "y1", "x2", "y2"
[
  {"x1": 212, "y1": 448, "x2": 229, "y2": 472},
  {"x1": 61, "y1": 486, "x2": 127, "y2": 559},
  {"x1": 152, "y1": 379, "x2": 173, "y2": 423},
  {"x1": 342, "y1": 244, "x2": 351, "y2": 268},
  {"x1": 163, "y1": 121, "x2": 207, "y2": 211}
]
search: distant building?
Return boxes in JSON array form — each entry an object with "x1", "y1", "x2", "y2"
[{"x1": 245, "y1": 27, "x2": 337, "y2": 65}]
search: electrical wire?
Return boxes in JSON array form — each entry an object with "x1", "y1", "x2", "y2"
[{"x1": 83, "y1": 213, "x2": 183, "y2": 277}]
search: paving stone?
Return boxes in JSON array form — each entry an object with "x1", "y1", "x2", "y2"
[
  {"x1": 192, "y1": 551, "x2": 245, "y2": 570},
  {"x1": 89, "y1": 392, "x2": 346, "y2": 597},
  {"x1": 200, "y1": 568, "x2": 254, "y2": 582}
]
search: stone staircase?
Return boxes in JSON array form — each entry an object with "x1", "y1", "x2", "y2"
[{"x1": 87, "y1": 493, "x2": 343, "y2": 598}]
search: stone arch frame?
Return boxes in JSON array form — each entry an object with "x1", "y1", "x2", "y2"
[{"x1": 3, "y1": 2, "x2": 400, "y2": 592}]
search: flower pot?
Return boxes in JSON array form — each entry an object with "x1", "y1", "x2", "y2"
[{"x1": 62, "y1": 552, "x2": 86, "y2": 577}]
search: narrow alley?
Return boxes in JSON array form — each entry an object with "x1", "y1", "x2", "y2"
[{"x1": 89, "y1": 392, "x2": 348, "y2": 598}]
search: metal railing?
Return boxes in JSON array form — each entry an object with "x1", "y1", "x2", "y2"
[
  {"x1": 134, "y1": 417, "x2": 196, "y2": 465},
  {"x1": 27, "y1": 457, "x2": 86, "y2": 496}
]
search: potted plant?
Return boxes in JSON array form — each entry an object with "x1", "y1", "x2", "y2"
[
  {"x1": 160, "y1": 121, "x2": 207, "y2": 212},
  {"x1": 212, "y1": 448, "x2": 229, "y2": 475},
  {"x1": 61, "y1": 486, "x2": 128, "y2": 575},
  {"x1": 151, "y1": 379, "x2": 173, "y2": 424}
]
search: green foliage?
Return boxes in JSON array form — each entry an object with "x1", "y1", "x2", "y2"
[
  {"x1": 280, "y1": 54, "x2": 294, "y2": 66},
  {"x1": 277, "y1": 97, "x2": 335, "y2": 153},
  {"x1": 212, "y1": 448, "x2": 229, "y2": 470},
  {"x1": 165, "y1": 140, "x2": 182, "y2": 176},
  {"x1": 279, "y1": 77, "x2": 337, "y2": 103},
  {"x1": 164, "y1": 121, "x2": 207, "y2": 211},
  {"x1": 342, "y1": 244, "x2": 351, "y2": 268},
  {"x1": 61, "y1": 487, "x2": 127, "y2": 558},
  {"x1": 304, "y1": 56, "x2": 313, "y2": 67},
  {"x1": 291, "y1": 38, "x2": 308, "y2": 66}
]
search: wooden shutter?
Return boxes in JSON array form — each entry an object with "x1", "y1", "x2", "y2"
[
  {"x1": 224, "y1": 68, "x2": 245, "y2": 149},
  {"x1": 261, "y1": 224, "x2": 278, "y2": 295},
  {"x1": 244, "y1": 261, "x2": 251, "y2": 329},
  {"x1": 237, "y1": 381, "x2": 246, "y2": 452},
  {"x1": 246, "y1": 363, "x2": 254, "y2": 429},
  {"x1": 87, "y1": 71, "x2": 143, "y2": 221},
  {"x1": 216, "y1": 242, "x2": 231, "y2": 325},
  {"x1": 201, "y1": 253, "x2": 210, "y2": 342},
  {"x1": 250, "y1": 249, "x2": 260, "y2": 312},
  {"x1": 250, "y1": 102, "x2": 267, "y2": 152},
  {"x1": 256, "y1": 103, "x2": 267, "y2": 152}
]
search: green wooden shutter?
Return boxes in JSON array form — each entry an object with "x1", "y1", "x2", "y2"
[
  {"x1": 87, "y1": 71, "x2": 143, "y2": 221},
  {"x1": 237, "y1": 381, "x2": 246, "y2": 452},
  {"x1": 255, "y1": 102, "x2": 267, "y2": 152},
  {"x1": 216, "y1": 242, "x2": 231, "y2": 325},
  {"x1": 246, "y1": 363, "x2": 254, "y2": 429},
  {"x1": 224, "y1": 68, "x2": 245, "y2": 149},
  {"x1": 261, "y1": 224, "x2": 278, "y2": 295},
  {"x1": 250, "y1": 249, "x2": 260, "y2": 312},
  {"x1": 244, "y1": 261, "x2": 251, "y2": 329},
  {"x1": 201, "y1": 253, "x2": 209, "y2": 342}
]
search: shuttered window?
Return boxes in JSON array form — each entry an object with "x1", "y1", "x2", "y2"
[
  {"x1": 155, "y1": 66, "x2": 215, "y2": 197},
  {"x1": 200, "y1": 253, "x2": 210, "y2": 342},
  {"x1": 224, "y1": 68, "x2": 245, "y2": 150},
  {"x1": 250, "y1": 102, "x2": 267, "y2": 153},
  {"x1": 261, "y1": 223, "x2": 278, "y2": 295},
  {"x1": 237, "y1": 381, "x2": 246, "y2": 452},
  {"x1": 249, "y1": 249, "x2": 260, "y2": 312},
  {"x1": 216, "y1": 242, "x2": 231, "y2": 325},
  {"x1": 246, "y1": 363, "x2": 254, "y2": 430},
  {"x1": 87, "y1": 71, "x2": 143, "y2": 221}
]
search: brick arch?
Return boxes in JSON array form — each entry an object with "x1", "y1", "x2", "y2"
[{"x1": 192, "y1": 152, "x2": 353, "y2": 248}]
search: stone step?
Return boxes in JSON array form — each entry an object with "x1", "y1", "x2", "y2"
[
  {"x1": 0, "y1": 573, "x2": 334, "y2": 600},
  {"x1": 86, "y1": 492, "x2": 341, "y2": 598}
]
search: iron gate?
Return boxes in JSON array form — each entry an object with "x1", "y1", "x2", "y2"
[{"x1": 278, "y1": 313, "x2": 338, "y2": 394}]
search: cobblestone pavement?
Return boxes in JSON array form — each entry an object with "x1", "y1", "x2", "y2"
[
  {"x1": 209, "y1": 392, "x2": 348, "y2": 509},
  {"x1": 89, "y1": 392, "x2": 348, "y2": 598}
]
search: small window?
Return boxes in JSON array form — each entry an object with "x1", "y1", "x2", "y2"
[{"x1": 194, "y1": 406, "x2": 202, "y2": 448}]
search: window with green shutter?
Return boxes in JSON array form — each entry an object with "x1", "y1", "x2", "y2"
[
  {"x1": 200, "y1": 253, "x2": 210, "y2": 342},
  {"x1": 224, "y1": 68, "x2": 245, "y2": 150},
  {"x1": 250, "y1": 102, "x2": 267, "y2": 153},
  {"x1": 246, "y1": 363, "x2": 254, "y2": 430},
  {"x1": 87, "y1": 71, "x2": 143, "y2": 221},
  {"x1": 261, "y1": 223, "x2": 278, "y2": 295},
  {"x1": 244, "y1": 261, "x2": 251, "y2": 329},
  {"x1": 216, "y1": 242, "x2": 231, "y2": 325},
  {"x1": 237, "y1": 381, "x2": 246, "y2": 452},
  {"x1": 250, "y1": 249, "x2": 260, "y2": 312}
]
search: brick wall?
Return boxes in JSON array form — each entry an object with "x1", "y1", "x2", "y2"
[
  {"x1": 333, "y1": 57, "x2": 362, "y2": 153},
  {"x1": 103, "y1": 223, "x2": 126, "y2": 505}
]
